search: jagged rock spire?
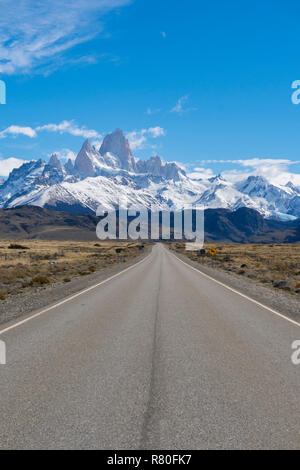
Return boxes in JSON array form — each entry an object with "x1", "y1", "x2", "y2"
[
  {"x1": 74, "y1": 139, "x2": 101, "y2": 177},
  {"x1": 100, "y1": 128, "x2": 136, "y2": 171}
]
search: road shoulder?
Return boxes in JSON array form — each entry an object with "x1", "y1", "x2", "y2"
[{"x1": 168, "y1": 246, "x2": 300, "y2": 323}]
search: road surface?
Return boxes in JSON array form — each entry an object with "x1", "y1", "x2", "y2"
[{"x1": 0, "y1": 244, "x2": 299, "y2": 449}]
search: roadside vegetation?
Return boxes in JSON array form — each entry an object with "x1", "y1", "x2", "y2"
[
  {"x1": 169, "y1": 242, "x2": 300, "y2": 297},
  {"x1": 0, "y1": 240, "x2": 146, "y2": 302}
]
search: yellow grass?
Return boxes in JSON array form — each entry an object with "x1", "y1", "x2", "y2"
[
  {"x1": 169, "y1": 242, "x2": 300, "y2": 295},
  {"x1": 0, "y1": 240, "x2": 146, "y2": 301}
]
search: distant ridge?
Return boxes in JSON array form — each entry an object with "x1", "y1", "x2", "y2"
[{"x1": 0, "y1": 205, "x2": 299, "y2": 243}]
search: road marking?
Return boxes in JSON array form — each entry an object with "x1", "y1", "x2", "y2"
[
  {"x1": 170, "y1": 250, "x2": 300, "y2": 328},
  {"x1": 0, "y1": 253, "x2": 151, "y2": 336}
]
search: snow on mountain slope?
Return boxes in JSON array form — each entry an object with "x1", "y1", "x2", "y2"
[
  {"x1": 0, "y1": 159, "x2": 46, "y2": 207},
  {"x1": 235, "y1": 175, "x2": 300, "y2": 219},
  {"x1": 0, "y1": 129, "x2": 299, "y2": 219}
]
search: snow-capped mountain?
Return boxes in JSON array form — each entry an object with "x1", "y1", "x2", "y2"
[{"x1": 0, "y1": 128, "x2": 299, "y2": 219}]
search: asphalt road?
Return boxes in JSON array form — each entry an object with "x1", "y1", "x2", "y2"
[{"x1": 0, "y1": 244, "x2": 299, "y2": 450}]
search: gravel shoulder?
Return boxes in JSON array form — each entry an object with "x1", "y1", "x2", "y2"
[
  {"x1": 170, "y1": 248, "x2": 300, "y2": 323},
  {"x1": 0, "y1": 246, "x2": 151, "y2": 326}
]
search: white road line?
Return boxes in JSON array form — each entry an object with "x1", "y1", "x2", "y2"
[
  {"x1": 169, "y1": 250, "x2": 300, "y2": 328},
  {"x1": 0, "y1": 253, "x2": 151, "y2": 336}
]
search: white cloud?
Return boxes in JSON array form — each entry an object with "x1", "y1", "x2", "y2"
[
  {"x1": 0, "y1": 0, "x2": 131, "y2": 75},
  {"x1": 191, "y1": 158, "x2": 300, "y2": 186},
  {"x1": 0, "y1": 157, "x2": 28, "y2": 177},
  {"x1": 36, "y1": 120, "x2": 101, "y2": 139},
  {"x1": 126, "y1": 131, "x2": 147, "y2": 150},
  {"x1": 148, "y1": 127, "x2": 166, "y2": 138},
  {"x1": 0, "y1": 125, "x2": 37, "y2": 138},
  {"x1": 171, "y1": 95, "x2": 197, "y2": 114},
  {"x1": 0, "y1": 120, "x2": 101, "y2": 140},
  {"x1": 171, "y1": 95, "x2": 188, "y2": 114},
  {"x1": 52, "y1": 148, "x2": 77, "y2": 162},
  {"x1": 241, "y1": 159, "x2": 300, "y2": 186},
  {"x1": 0, "y1": 124, "x2": 164, "y2": 150},
  {"x1": 187, "y1": 167, "x2": 215, "y2": 180},
  {"x1": 126, "y1": 127, "x2": 166, "y2": 150},
  {"x1": 147, "y1": 107, "x2": 161, "y2": 115}
]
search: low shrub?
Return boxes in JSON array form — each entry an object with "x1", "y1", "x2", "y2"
[
  {"x1": 31, "y1": 275, "x2": 50, "y2": 286},
  {"x1": 8, "y1": 244, "x2": 29, "y2": 250},
  {"x1": 0, "y1": 289, "x2": 6, "y2": 300}
]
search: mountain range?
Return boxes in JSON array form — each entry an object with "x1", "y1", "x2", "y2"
[{"x1": 0, "y1": 128, "x2": 299, "y2": 221}]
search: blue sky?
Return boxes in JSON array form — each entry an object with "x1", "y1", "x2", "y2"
[{"x1": 0, "y1": 0, "x2": 300, "y2": 185}]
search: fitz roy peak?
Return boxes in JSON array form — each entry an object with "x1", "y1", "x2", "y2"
[
  {"x1": 73, "y1": 129, "x2": 184, "y2": 180},
  {"x1": 100, "y1": 128, "x2": 135, "y2": 171},
  {"x1": 0, "y1": 128, "x2": 299, "y2": 219}
]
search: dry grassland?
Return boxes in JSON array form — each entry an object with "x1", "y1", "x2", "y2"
[
  {"x1": 0, "y1": 240, "x2": 146, "y2": 301},
  {"x1": 169, "y1": 242, "x2": 300, "y2": 296}
]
